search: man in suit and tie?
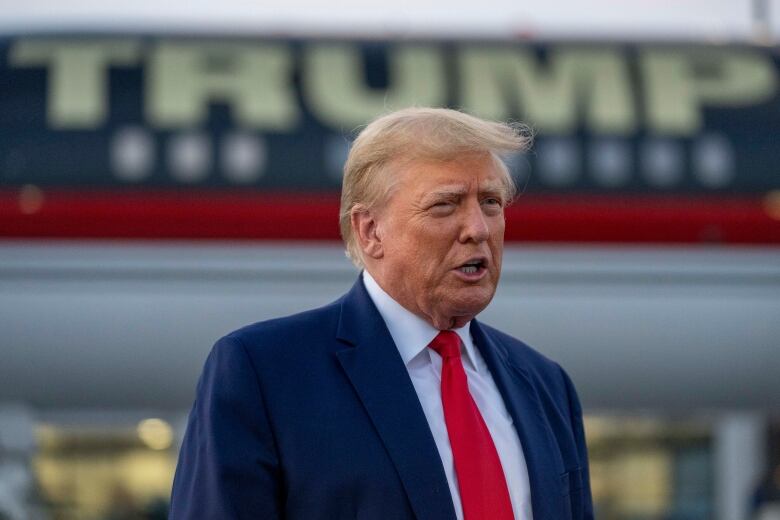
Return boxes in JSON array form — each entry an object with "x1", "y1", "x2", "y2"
[{"x1": 169, "y1": 107, "x2": 593, "y2": 519}]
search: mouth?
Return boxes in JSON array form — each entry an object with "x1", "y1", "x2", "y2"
[{"x1": 454, "y1": 257, "x2": 488, "y2": 280}]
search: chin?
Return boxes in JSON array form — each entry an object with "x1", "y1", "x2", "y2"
[{"x1": 446, "y1": 290, "x2": 494, "y2": 320}]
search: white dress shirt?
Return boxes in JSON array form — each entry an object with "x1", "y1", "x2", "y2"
[{"x1": 362, "y1": 271, "x2": 533, "y2": 520}]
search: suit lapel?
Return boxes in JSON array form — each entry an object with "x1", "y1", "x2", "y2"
[
  {"x1": 471, "y1": 320, "x2": 567, "y2": 520},
  {"x1": 335, "y1": 277, "x2": 456, "y2": 520}
]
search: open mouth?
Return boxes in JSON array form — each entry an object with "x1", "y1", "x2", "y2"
[{"x1": 458, "y1": 259, "x2": 486, "y2": 274}]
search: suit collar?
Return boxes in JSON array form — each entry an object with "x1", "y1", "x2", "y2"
[
  {"x1": 470, "y1": 321, "x2": 569, "y2": 519},
  {"x1": 336, "y1": 277, "x2": 457, "y2": 520}
]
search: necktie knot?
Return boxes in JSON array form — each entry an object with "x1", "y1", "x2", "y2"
[{"x1": 428, "y1": 330, "x2": 462, "y2": 360}]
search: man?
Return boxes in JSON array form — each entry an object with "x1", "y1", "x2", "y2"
[{"x1": 169, "y1": 107, "x2": 593, "y2": 519}]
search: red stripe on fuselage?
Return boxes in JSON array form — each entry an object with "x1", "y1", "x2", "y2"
[{"x1": 1, "y1": 189, "x2": 778, "y2": 244}]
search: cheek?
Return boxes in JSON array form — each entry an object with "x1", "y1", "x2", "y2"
[
  {"x1": 490, "y1": 225, "x2": 505, "y2": 266},
  {"x1": 388, "y1": 219, "x2": 457, "y2": 279},
  {"x1": 406, "y1": 245, "x2": 444, "y2": 283},
  {"x1": 494, "y1": 216, "x2": 506, "y2": 235},
  {"x1": 388, "y1": 235, "x2": 430, "y2": 274}
]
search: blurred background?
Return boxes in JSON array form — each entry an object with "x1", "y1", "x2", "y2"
[{"x1": 0, "y1": 0, "x2": 779, "y2": 518}]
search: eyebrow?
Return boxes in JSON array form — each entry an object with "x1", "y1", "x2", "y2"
[
  {"x1": 423, "y1": 182, "x2": 506, "y2": 201},
  {"x1": 479, "y1": 182, "x2": 507, "y2": 195},
  {"x1": 424, "y1": 185, "x2": 468, "y2": 200}
]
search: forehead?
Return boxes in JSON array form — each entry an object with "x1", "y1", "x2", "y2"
[{"x1": 394, "y1": 153, "x2": 505, "y2": 193}]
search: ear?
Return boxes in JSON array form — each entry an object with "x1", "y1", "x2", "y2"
[{"x1": 351, "y1": 206, "x2": 384, "y2": 260}]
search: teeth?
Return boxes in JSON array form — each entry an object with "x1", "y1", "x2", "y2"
[{"x1": 461, "y1": 266, "x2": 478, "y2": 274}]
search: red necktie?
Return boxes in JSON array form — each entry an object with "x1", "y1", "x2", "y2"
[{"x1": 429, "y1": 330, "x2": 514, "y2": 520}]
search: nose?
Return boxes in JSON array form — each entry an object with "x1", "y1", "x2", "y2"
[{"x1": 458, "y1": 199, "x2": 490, "y2": 244}]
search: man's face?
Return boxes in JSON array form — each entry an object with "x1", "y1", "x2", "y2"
[{"x1": 373, "y1": 152, "x2": 507, "y2": 330}]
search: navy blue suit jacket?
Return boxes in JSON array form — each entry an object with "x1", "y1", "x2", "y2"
[{"x1": 170, "y1": 277, "x2": 593, "y2": 519}]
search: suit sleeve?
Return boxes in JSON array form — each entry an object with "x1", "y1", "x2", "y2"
[
  {"x1": 560, "y1": 367, "x2": 595, "y2": 520},
  {"x1": 169, "y1": 335, "x2": 283, "y2": 519}
]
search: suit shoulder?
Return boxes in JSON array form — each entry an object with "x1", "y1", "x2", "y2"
[
  {"x1": 479, "y1": 322, "x2": 584, "y2": 417},
  {"x1": 220, "y1": 297, "x2": 343, "y2": 356},
  {"x1": 479, "y1": 323, "x2": 567, "y2": 382}
]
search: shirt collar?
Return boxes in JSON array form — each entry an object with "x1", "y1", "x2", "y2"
[{"x1": 362, "y1": 270, "x2": 480, "y2": 371}]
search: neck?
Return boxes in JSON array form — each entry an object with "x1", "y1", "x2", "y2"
[{"x1": 363, "y1": 268, "x2": 472, "y2": 331}]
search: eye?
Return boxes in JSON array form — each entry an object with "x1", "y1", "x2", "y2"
[
  {"x1": 428, "y1": 200, "x2": 456, "y2": 215},
  {"x1": 428, "y1": 197, "x2": 457, "y2": 208},
  {"x1": 481, "y1": 197, "x2": 504, "y2": 216}
]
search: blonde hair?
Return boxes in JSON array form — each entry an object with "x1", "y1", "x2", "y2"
[{"x1": 340, "y1": 107, "x2": 531, "y2": 268}]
